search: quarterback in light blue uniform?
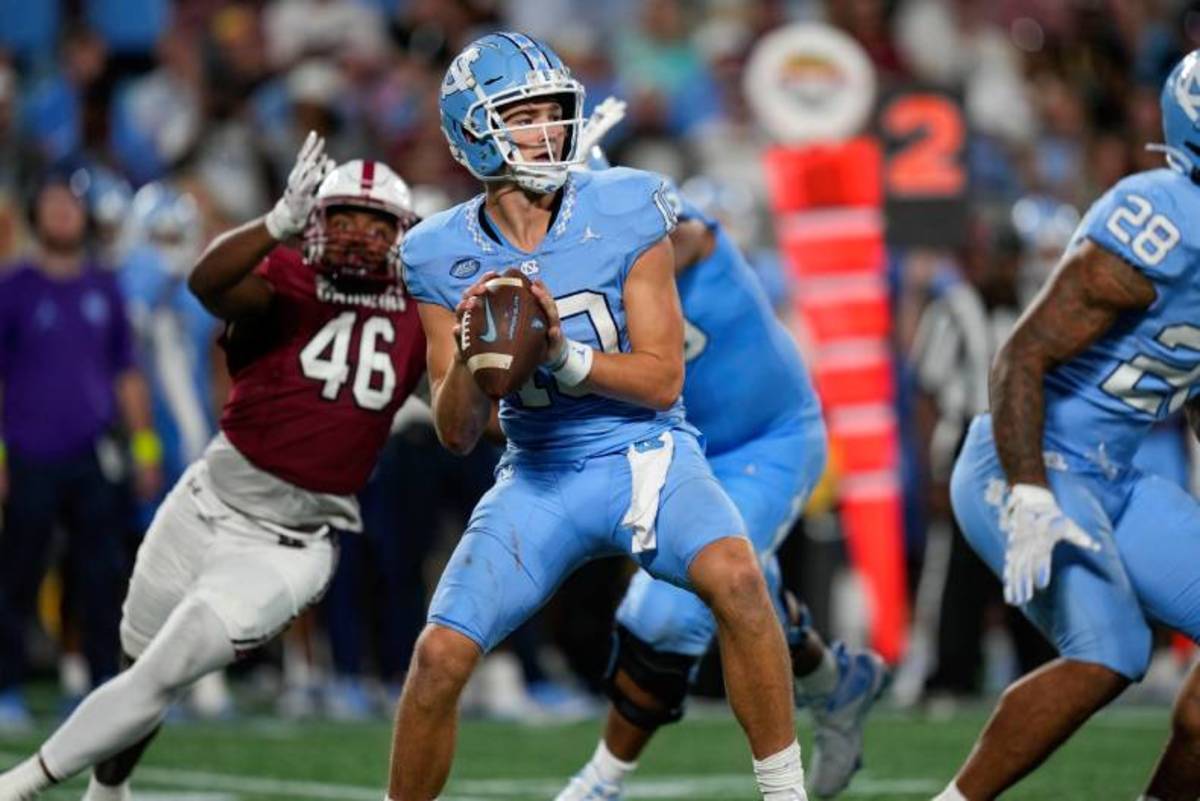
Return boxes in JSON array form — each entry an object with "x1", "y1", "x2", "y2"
[
  {"x1": 404, "y1": 165, "x2": 747, "y2": 648},
  {"x1": 389, "y1": 33, "x2": 809, "y2": 801},
  {"x1": 939, "y1": 50, "x2": 1200, "y2": 801}
]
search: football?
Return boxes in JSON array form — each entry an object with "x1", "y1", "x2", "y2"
[{"x1": 459, "y1": 269, "x2": 549, "y2": 399}]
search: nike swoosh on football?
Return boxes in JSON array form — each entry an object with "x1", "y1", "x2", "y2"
[{"x1": 480, "y1": 297, "x2": 499, "y2": 343}]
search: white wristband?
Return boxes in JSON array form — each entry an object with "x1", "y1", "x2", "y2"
[{"x1": 552, "y1": 339, "x2": 594, "y2": 387}]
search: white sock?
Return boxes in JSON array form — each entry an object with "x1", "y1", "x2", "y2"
[
  {"x1": 933, "y1": 781, "x2": 969, "y2": 801},
  {"x1": 796, "y1": 648, "x2": 838, "y2": 699},
  {"x1": 1138, "y1": 796, "x2": 1164, "y2": 801},
  {"x1": 586, "y1": 740, "x2": 637, "y2": 786},
  {"x1": 1, "y1": 754, "x2": 56, "y2": 795},
  {"x1": 753, "y1": 740, "x2": 807, "y2": 800},
  {"x1": 82, "y1": 773, "x2": 131, "y2": 801}
]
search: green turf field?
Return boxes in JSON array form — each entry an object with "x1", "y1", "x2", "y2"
[{"x1": 0, "y1": 704, "x2": 1170, "y2": 800}]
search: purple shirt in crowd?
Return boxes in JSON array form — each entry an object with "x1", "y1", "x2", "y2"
[{"x1": 0, "y1": 262, "x2": 135, "y2": 460}]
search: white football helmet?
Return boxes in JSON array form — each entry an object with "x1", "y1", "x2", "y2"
[{"x1": 303, "y1": 159, "x2": 418, "y2": 288}]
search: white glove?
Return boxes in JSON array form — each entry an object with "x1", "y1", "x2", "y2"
[
  {"x1": 1001, "y1": 483, "x2": 1100, "y2": 606},
  {"x1": 264, "y1": 130, "x2": 335, "y2": 240},
  {"x1": 577, "y1": 96, "x2": 628, "y2": 156}
]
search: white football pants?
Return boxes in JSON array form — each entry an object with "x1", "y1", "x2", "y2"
[{"x1": 38, "y1": 460, "x2": 336, "y2": 781}]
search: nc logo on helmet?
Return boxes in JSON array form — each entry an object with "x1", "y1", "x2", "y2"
[
  {"x1": 442, "y1": 47, "x2": 481, "y2": 98},
  {"x1": 1175, "y1": 51, "x2": 1200, "y2": 122}
]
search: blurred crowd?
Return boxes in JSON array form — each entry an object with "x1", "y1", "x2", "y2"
[{"x1": 3, "y1": 0, "x2": 1200, "y2": 726}]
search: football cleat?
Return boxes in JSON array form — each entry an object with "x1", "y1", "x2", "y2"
[
  {"x1": 805, "y1": 643, "x2": 889, "y2": 798},
  {"x1": 553, "y1": 767, "x2": 623, "y2": 801}
]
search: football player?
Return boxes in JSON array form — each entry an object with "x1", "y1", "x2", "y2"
[
  {"x1": 0, "y1": 133, "x2": 425, "y2": 801},
  {"x1": 555, "y1": 129, "x2": 887, "y2": 800},
  {"x1": 388, "y1": 32, "x2": 810, "y2": 801},
  {"x1": 935, "y1": 51, "x2": 1200, "y2": 801}
]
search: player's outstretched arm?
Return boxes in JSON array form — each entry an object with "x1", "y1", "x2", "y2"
[
  {"x1": 189, "y1": 131, "x2": 333, "y2": 320},
  {"x1": 420, "y1": 300, "x2": 493, "y2": 455},
  {"x1": 533, "y1": 236, "x2": 684, "y2": 410},
  {"x1": 189, "y1": 219, "x2": 279, "y2": 319},
  {"x1": 991, "y1": 239, "x2": 1155, "y2": 487}
]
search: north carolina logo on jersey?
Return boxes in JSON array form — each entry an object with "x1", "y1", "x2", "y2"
[
  {"x1": 1175, "y1": 51, "x2": 1200, "y2": 122},
  {"x1": 519, "y1": 260, "x2": 539, "y2": 276},
  {"x1": 451, "y1": 257, "x2": 481, "y2": 279}
]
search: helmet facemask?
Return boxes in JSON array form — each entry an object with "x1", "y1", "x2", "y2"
[
  {"x1": 304, "y1": 202, "x2": 419, "y2": 291},
  {"x1": 465, "y1": 77, "x2": 586, "y2": 194}
]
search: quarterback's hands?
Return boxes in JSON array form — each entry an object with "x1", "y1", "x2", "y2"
[
  {"x1": 264, "y1": 130, "x2": 335, "y2": 241},
  {"x1": 452, "y1": 271, "x2": 499, "y2": 363},
  {"x1": 530, "y1": 279, "x2": 564, "y2": 365},
  {"x1": 1001, "y1": 484, "x2": 1100, "y2": 606}
]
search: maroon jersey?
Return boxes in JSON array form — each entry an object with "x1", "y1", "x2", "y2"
[{"x1": 219, "y1": 247, "x2": 426, "y2": 494}]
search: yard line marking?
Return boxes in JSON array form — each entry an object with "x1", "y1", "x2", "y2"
[
  {"x1": 2, "y1": 752, "x2": 939, "y2": 799},
  {"x1": 0, "y1": 753, "x2": 490, "y2": 801},
  {"x1": 454, "y1": 774, "x2": 941, "y2": 797}
]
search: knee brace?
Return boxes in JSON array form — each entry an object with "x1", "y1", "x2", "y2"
[{"x1": 604, "y1": 624, "x2": 697, "y2": 731}]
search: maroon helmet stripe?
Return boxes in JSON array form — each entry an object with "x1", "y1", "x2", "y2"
[{"x1": 360, "y1": 160, "x2": 376, "y2": 193}]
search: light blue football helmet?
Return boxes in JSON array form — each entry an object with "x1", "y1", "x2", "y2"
[
  {"x1": 124, "y1": 182, "x2": 203, "y2": 277},
  {"x1": 1157, "y1": 49, "x2": 1200, "y2": 180},
  {"x1": 439, "y1": 32, "x2": 586, "y2": 194}
]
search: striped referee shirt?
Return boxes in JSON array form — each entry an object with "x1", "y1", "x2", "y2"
[{"x1": 911, "y1": 282, "x2": 1018, "y2": 480}]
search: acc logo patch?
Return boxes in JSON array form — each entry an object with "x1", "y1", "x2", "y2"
[{"x1": 450, "y1": 258, "x2": 481, "y2": 279}]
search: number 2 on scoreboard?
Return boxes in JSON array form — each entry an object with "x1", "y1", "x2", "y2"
[{"x1": 882, "y1": 94, "x2": 966, "y2": 198}]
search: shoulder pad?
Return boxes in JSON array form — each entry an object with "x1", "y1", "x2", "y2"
[
  {"x1": 401, "y1": 200, "x2": 484, "y2": 307},
  {"x1": 580, "y1": 167, "x2": 676, "y2": 264},
  {"x1": 1082, "y1": 168, "x2": 1197, "y2": 283}
]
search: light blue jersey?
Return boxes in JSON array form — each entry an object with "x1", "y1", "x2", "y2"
[
  {"x1": 409, "y1": 167, "x2": 746, "y2": 652},
  {"x1": 403, "y1": 167, "x2": 688, "y2": 463},
  {"x1": 118, "y1": 244, "x2": 218, "y2": 484},
  {"x1": 1044, "y1": 168, "x2": 1200, "y2": 469},
  {"x1": 951, "y1": 167, "x2": 1200, "y2": 680},
  {"x1": 615, "y1": 200, "x2": 827, "y2": 657},
  {"x1": 676, "y1": 208, "x2": 823, "y2": 455}
]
